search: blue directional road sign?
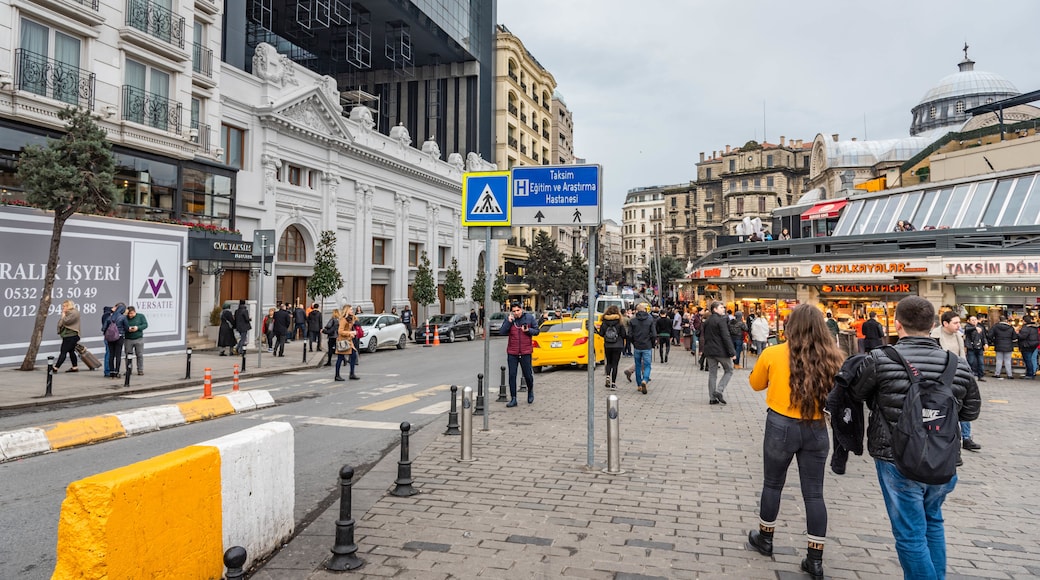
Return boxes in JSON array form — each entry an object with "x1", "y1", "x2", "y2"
[
  {"x1": 510, "y1": 164, "x2": 601, "y2": 226},
  {"x1": 461, "y1": 171, "x2": 511, "y2": 226}
]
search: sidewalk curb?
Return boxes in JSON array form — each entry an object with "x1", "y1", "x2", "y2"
[
  {"x1": 0, "y1": 390, "x2": 275, "y2": 463},
  {"x1": 0, "y1": 361, "x2": 313, "y2": 412}
]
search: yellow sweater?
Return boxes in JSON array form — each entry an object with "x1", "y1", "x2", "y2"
[{"x1": 748, "y1": 343, "x2": 823, "y2": 420}]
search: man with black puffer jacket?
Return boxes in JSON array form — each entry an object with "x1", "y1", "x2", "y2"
[
  {"x1": 627, "y1": 303, "x2": 657, "y2": 394},
  {"x1": 701, "y1": 301, "x2": 735, "y2": 404},
  {"x1": 1017, "y1": 315, "x2": 1039, "y2": 379},
  {"x1": 654, "y1": 307, "x2": 672, "y2": 363},
  {"x1": 987, "y1": 315, "x2": 1017, "y2": 379},
  {"x1": 851, "y1": 296, "x2": 980, "y2": 579}
]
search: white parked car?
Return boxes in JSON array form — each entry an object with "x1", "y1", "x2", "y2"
[{"x1": 356, "y1": 314, "x2": 408, "y2": 352}]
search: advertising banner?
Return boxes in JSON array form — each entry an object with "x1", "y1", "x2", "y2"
[{"x1": 0, "y1": 207, "x2": 188, "y2": 365}]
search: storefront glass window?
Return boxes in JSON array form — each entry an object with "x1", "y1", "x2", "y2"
[
  {"x1": 832, "y1": 199, "x2": 863, "y2": 236},
  {"x1": 909, "y1": 189, "x2": 938, "y2": 227},
  {"x1": 980, "y1": 179, "x2": 1013, "y2": 227},
  {"x1": 937, "y1": 185, "x2": 970, "y2": 227},
  {"x1": 860, "y1": 198, "x2": 890, "y2": 234},
  {"x1": 959, "y1": 181, "x2": 994, "y2": 227},
  {"x1": 181, "y1": 167, "x2": 232, "y2": 227},
  {"x1": 922, "y1": 187, "x2": 953, "y2": 228},
  {"x1": 1001, "y1": 176, "x2": 1036, "y2": 226},
  {"x1": 112, "y1": 152, "x2": 177, "y2": 222},
  {"x1": 853, "y1": 199, "x2": 879, "y2": 235},
  {"x1": 873, "y1": 195, "x2": 902, "y2": 233},
  {"x1": 895, "y1": 191, "x2": 923, "y2": 230},
  {"x1": 1013, "y1": 176, "x2": 1039, "y2": 226}
]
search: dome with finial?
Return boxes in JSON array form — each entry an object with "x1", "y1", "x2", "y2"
[{"x1": 910, "y1": 44, "x2": 1020, "y2": 137}]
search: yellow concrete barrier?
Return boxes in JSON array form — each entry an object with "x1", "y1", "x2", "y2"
[
  {"x1": 177, "y1": 397, "x2": 235, "y2": 423},
  {"x1": 52, "y1": 446, "x2": 223, "y2": 579},
  {"x1": 44, "y1": 416, "x2": 126, "y2": 450}
]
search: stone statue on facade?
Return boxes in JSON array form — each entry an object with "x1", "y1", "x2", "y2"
[
  {"x1": 389, "y1": 123, "x2": 411, "y2": 147},
  {"x1": 447, "y1": 152, "x2": 465, "y2": 172},
  {"x1": 421, "y1": 136, "x2": 441, "y2": 159},
  {"x1": 252, "y1": 43, "x2": 299, "y2": 87},
  {"x1": 349, "y1": 106, "x2": 375, "y2": 130}
]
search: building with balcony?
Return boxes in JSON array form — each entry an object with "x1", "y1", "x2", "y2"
[
  {"x1": 552, "y1": 90, "x2": 573, "y2": 165},
  {"x1": 598, "y1": 218, "x2": 623, "y2": 287},
  {"x1": 621, "y1": 185, "x2": 669, "y2": 288},
  {"x1": 0, "y1": 0, "x2": 498, "y2": 353}
]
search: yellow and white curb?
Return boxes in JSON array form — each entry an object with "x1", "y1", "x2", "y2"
[
  {"x1": 53, "y1": 421, "x2": 294, "y2": 579},
  {"x1": 0, "y1": 390, "x2": 274, "y2": 463}
]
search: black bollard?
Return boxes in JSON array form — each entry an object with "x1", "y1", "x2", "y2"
[
  {"x1": 497, "y1": 365, "x2": 507, "y2": 402},
  {"x1": 325, "y1": 465, "x2": 365, "y2": 571},
  {"x1": 223, "y1": 546, "x2": 247, "y2": 579},
  {"x1": 240, "y1": 349, "x2": 246, "y2": 373},
  {"x1": 45, "y1": 355, "x2": 54, "y2": 397},
  {"x1": 184, "y1": 347, "x2": 192, "y2": 380},
  {"x1": 519, "y1": 374, "x2": 527, "y2": 392},
  {"x1": 391, "y1": 422, "x2": 418, "y2": 497},
  {"x1": 445, "y1": 385, "x2": 461, "y2": 435},
  {"x1": 302, "y1": 339, "x2": 307, "y2": 363},
  {"x1": 124, "y1": 356, "x2": 132, "y2": 388},
  {"x1": 474, "y1": 373, "x2": 485, "y2": 416}
]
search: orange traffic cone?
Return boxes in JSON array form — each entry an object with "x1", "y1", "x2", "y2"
[{"x1": 433, "y1": 325, "x2": 440, "y2": 346}]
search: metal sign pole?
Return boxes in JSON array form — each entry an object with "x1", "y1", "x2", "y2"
[
  {"x1": 586, "y1": 226, "x2": 597, "y2": 468},
  {"x1": 482, "y1": 227, "x2": 492, "y2": 431},
  {"x1": 257, "y1": 235, "x2": 266, "y2": 370}
]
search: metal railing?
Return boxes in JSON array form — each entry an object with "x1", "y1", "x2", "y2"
[
  {"x1": 122, "y1": 85, "x2": 182, "y2": 132},
  {"x1": 125, "y1": 0, "x2": 185, "y2": 48},
  {"x1": 508, "y1": 103, "x2": 517, "y2": 116},
  {"x1": 190, "y1": 120, "x2": 210, "y2": 150},
  {"x1": 14, "y1": 49, "x2": 95, "y2": 109},
  {"x1": 192, "y1": 42, "x2": 212, "y2": 77}
]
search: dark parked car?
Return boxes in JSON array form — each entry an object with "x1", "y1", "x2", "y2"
[
  {"x1": 414, "y1": 313, "x2": 476, "y2": 343},
  {"x1": 487, "y1": 311, "x2": 508, "y2": 334}
]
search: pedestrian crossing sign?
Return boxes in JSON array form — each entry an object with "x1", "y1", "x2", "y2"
[{"x1": 462, "y1": 171, "x2": 511, "y2": 226}]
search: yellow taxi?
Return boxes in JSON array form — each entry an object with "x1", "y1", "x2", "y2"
[{"x1": 532, "y1": 319, "x2": 604, "y2": 372}]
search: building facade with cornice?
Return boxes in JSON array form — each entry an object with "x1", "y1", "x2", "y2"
[{"x1": 621, "y1": 185, "x2": 669, "y2": 288}]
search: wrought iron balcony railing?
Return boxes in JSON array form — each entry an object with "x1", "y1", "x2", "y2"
[
  {"x1": 122, "y1": 85, "x2": 182, "y2": 132},
  {"x1": 125, "y1": 0, "x2": 185, "y2": 48},
  {"x1": 189, "y1": 120, "x2": 210, "y2": 150},
  {"x1": 191, "y1": 42, "x2": 212, "y2": 77},
  {"x1": 14, "y1": 49, "x2": 96, "y2": 109}
]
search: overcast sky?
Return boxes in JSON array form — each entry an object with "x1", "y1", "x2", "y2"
[{"x1": 495, "y1": 0, "x2": 1040, "y2": 223}]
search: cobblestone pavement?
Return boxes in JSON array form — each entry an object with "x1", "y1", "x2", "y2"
[{"x1": 259, "y1": 349, "x2": 1038, "y2": 580}]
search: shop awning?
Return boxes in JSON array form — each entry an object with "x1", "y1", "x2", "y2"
[{"x1": 801, "y1": 200, "x2": 847, "y2": 220}]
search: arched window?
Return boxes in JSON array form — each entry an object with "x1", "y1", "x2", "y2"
[
  {"x1": 278, "y1": 225, "x2": 306, "y2": 262},
  {"x1": 955, "y1": 100, "x2": 965, "y2": 113},
  {"x1": 929, "y1": 105, "x2": 936, "y2": 119}
]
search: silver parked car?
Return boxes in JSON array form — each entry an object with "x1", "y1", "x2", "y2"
[
  {"x1": 356, "y1": 314, "x2": 408, "y2": 353},
  {"x1": 488, "y1": 311, "x2": 507, "y2": 334}
]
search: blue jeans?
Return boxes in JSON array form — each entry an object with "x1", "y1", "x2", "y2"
[
  {"x1": 966, "y1": 348, "x2": 985, "y2": 378},
  {"x1": 760, "y1": 410, "x2": 829, "y2": 538},
  {"x1": 633, "y1": 348, "x2": 652, "y2": 385},
  {"x1": 875, "y1": 459, "x2": 957, "y2": 580},
  {"x1": 1023, "y1": 348, "x2": 1038, "y2": 377},
  {"x1": 960, "y1": 421, "x2": 971, "y2": 440},
  {"x1": 103, "y1": 341, "x2": 111, "y2": 376}
]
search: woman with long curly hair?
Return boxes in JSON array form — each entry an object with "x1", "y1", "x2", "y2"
[{"x1": 746, "y1": 304, "x2": 844, "y2": 580}]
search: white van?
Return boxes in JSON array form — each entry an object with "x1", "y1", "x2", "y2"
[{"x1": 594, "y1": 296, "x2": 626, "y2": 319}]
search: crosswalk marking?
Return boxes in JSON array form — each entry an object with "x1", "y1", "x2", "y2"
[
  {"x1": 357, "y1": 384, "x2": 450, "y2": 411},
  {"x1": 413, "y1": 401, "x2": 451, "y2": 415},
  {"x1": 303, "y1": 417, "x2": 402, "y2": 430},
  {"x1": 358, "y1": 383, "x2": 418, "y2": 397}
]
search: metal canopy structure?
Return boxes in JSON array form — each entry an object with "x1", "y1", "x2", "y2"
[{"x1": 965, "y1": 88, "x2": 1040, "y2": 140}]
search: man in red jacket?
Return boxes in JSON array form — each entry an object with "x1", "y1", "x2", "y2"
[{"x1": 499, "y1": 301, "x2": 541, "y2": 407}]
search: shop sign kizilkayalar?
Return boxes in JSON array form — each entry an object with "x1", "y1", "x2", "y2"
[{"x1": 818, "y1": 283, "x2": 916, "y2": 295}]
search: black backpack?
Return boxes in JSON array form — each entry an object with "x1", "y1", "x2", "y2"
[
  {"x1": 603, "y1": 323, "x2": 619, "y2": 344},
  {"x1": 881, "y1": 346, "x2": 960, "y2": 485}
]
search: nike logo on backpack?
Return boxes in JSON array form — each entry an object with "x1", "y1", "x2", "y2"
[{"x1": 922, "y1": 409, "x2": 946, "y2": 422}]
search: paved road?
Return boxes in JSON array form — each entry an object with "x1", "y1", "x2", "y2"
[{"x1": 0, "y1": 339, "x2": 509, "y2": 579}]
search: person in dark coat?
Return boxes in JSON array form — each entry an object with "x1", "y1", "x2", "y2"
[
  {"x1": 825, "y1": 354, "x2": 869, "y2": 475},
  {"x1": 861, "y1": 312, "x2": 886, "y2": 350},
  {"x1": 654, "y1": 307, "x2": 672, "y2": 363},
  {"x1": 272, "y1": 304, "x2": 293, "y2": 357},
  {"x1": 987, "y1": 315, "x2": 1017, "y2": 379},
  {"x1": 234, "y1": 300, "x2": 251, "y2": 354},
  {"x1": 307, "y1": 303, "x2": 324, "y2": 352},
  {"x1": 218, "y1": 304, "x2": 236, "y2": 356},
  {"x1": 293, "y1": 303, "x2": 307, "y2": 342},
  {"x1": 1017, "y1": 315, "x2": 1039, "y2": 379},
  {"x1": 850, "y1": 296, "x2": 980, "y2": 579},
  {"x1": 627, "y1": 303, "x2": 657, "y2": 394},
  {"x1": 104, "y1": 303, "x2": 129, "y2": 378},
  {"x1": 597, "y1": 305, "x2": 628, "y2": 389},
  {"x1": 499, "y1": 301, "x2": 540, "y2": 407},
  {"x1": 701, "y1": 301, "x2": 735, "y2": 404},
  {"x1": 963, "y1": 315, "x2": 987, "y2": 380}
]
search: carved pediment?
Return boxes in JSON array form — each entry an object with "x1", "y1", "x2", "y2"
[{"x1": 271, "y1": 92, "x2": 351, "y2": 143}]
